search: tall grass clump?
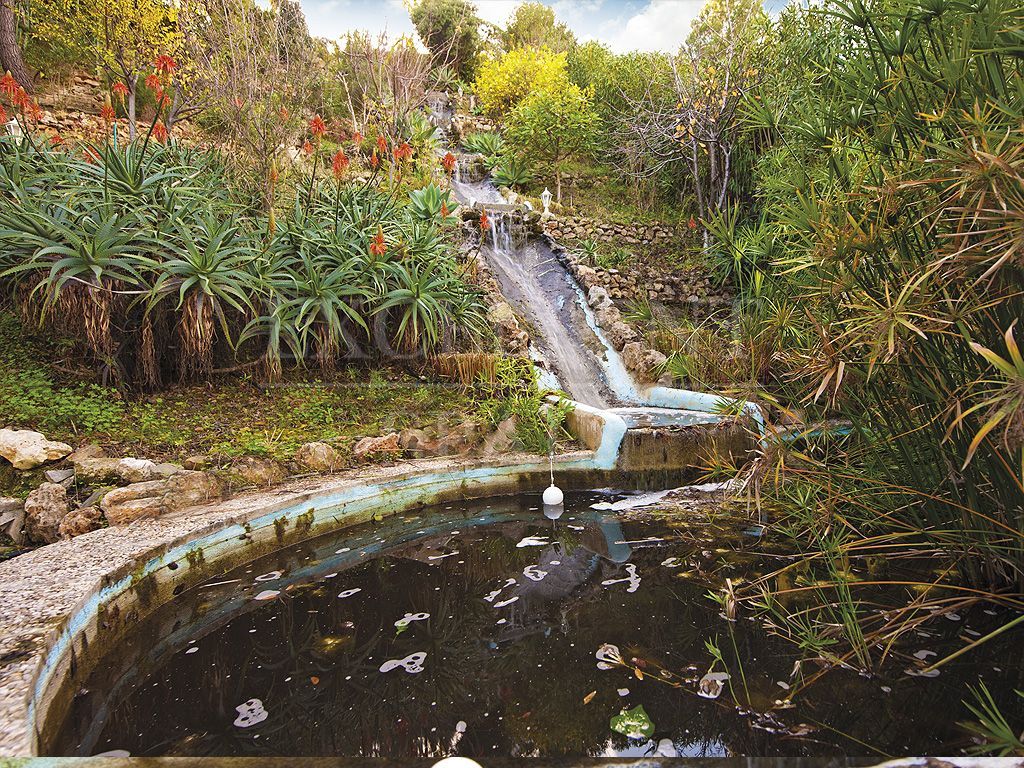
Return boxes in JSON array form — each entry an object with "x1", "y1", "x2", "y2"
[{"x1": 712, "y1": 0, "x2": 1024, "y2": 598}]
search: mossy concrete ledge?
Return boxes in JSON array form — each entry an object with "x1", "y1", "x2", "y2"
[{"x1": 0, "y1": 450, "x2": 620, "y2": 757}]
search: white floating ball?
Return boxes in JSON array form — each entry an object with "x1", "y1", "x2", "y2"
[
  {"x1": 432, "y1": 759, "x2": 483, "y2": 768},
  {"x1": 542, "y1": 484, "x2": 564, "y2": 506}
]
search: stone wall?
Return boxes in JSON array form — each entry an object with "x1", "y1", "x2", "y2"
[{"x1": 543, "y1": 215, "x2": 680, "y2": 248}]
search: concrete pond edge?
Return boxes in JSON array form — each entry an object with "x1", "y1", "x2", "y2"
[{"x1": 0, "y1": 446, "x2": 674, "y2": 757}]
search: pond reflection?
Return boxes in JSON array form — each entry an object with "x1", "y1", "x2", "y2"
[{"x1": 52, "y1": 491, "x2": 1024, "y2": 759}]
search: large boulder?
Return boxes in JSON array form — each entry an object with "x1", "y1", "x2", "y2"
[
  {"x1": 352, "y1": 433, "x2": 401, "y2": 460},
  {"x1": 294, "y1": 442, "x2": 342, "y2": 473},
  {"x1": 102, "y1": 471, "x2": 224, "y2": 526},
  {"x1": 0, "y1": 429, "x2": 73, "y2": 470},
  {"x1": 0, "y1": 496, "x2": 25, "y2": 545},
  {"x1": 59, "y1": 506, "x2": 104, "y2": 538},
  {"x1": 24, "y1": 482, "x2": 70, "y2": 543}
]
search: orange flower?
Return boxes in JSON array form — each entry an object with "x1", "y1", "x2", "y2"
[
  {"x1": 154, "y1": 54, "x2": 178, "y2": 76},
  {"x1": 101, "y1": 100, "x2": 116, "y2": 123},
  {"x1": 145, "y1": 73, "x2": 162, "y2": 92},
  {"x1": 369, "y1": 227, "x2": 387, "y2": 256},
  {"x1": 394, "y1": 142, "x2": 413, "y2": 162},
  {"x1": 26, "y1": 99, "x2": 41, "y2": 122},
  {"x1": 309, "y1": 114, "x2": 327, "y2": 137},
  {"x1": 0, "y1": 70, "x2": 17, "y2": 98},
  {"x1": 369, "y1": 150, "x2": 380, "y2": 170},
  {"x1": 331, "y1": 149, "x2": 349, "y2": 180},
  {"x1": 112, "y1": 81, "x2": 129, "y2": 103},
  {"x1": 687, "y1": 216, "x2": 697, "y2": 230},
  {"x1": 376, "y1": 134, "x2": 388, "y2": 155},
  {"x1": 50, "y1": 133, "x2": 63, "y2": 146},
  {"x1": 279, "y1": 106, "x2": 289, "y2": 121},
  {"x1": 12, "y1": 86, "x2": 29, "y2": 110},
  {"x1": 441, "y1": 202, "x2": 450, "y2": 217},
  {"x1": 441, "y1": 152, "x2": 456, "y2": 174},
  {"x1": 302, "y1": 140, "x2": 314, "y2": 156},
  {"x1": 0, "y1": 104, "x2": 6, "y2": 124},
  {"x1": 479, "y1": 211, "x2": 489, "y2": 230},
  {"x1": 152, "y1": 119, "x2": 169, "y2": 143},
  {"x1": 352, "y1": 131, "x2": 363, "y2": 145}
]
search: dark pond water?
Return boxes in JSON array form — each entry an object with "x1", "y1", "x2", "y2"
[{"x1": 53, "y1": 490, "x2": 1024, "y2": 759}]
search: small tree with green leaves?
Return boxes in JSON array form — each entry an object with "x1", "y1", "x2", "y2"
[
  {"x1": 505, "y1": 82, "x2": 597, "y2": 203},
  {"x1": 409, "y1": 0, "x2": 481, "y2": 80}
]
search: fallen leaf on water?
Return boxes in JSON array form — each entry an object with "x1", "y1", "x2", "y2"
[
  {"x1": 310, "y1": 676, "x2": 320, "y2": 685},
  {"x1": 634, "y1": 669, "x2": 644, "y2": 680},
  {"x1": 583, "y1": 690, "x2": 596, "y2": 705}
]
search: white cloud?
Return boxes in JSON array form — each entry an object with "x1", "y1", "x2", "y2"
[{"x1": 602, "y1": 0, "x2": 703, "y2": 53}]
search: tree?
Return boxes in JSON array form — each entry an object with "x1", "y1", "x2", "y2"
[
  {"x1": 505, "y1": 82, "x2": 598, "y2": 202},
  {"x1": 501, "y1": 2, "x2": 574, "y2": 53},
  {"x1": 0, "y1": 0, "x2": 32, "y2": 90},
  {"x1": 29, "y1": 0, "x2": 183, "y2": 138},
  {"x1": 473, "y1": 45, "x2": 568, "y2": 118},
  {"x1": 409, "y1": 0, "x2": 481, "y2": 80}
]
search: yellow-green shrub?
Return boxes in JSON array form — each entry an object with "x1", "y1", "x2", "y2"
[{"x1": 473, "y1": 46, "x2": 570, "y2": 118}]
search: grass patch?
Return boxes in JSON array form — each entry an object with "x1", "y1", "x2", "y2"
[{"x1": 0, "y1": 310, "x2": 476, "y2": 463}]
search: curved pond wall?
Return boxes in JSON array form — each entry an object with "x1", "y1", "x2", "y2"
[{"x1": 0, "y1": 449, "x2": 709, "y2": 757}]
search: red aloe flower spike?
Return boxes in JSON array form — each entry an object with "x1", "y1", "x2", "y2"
[
  {"x1": 112, "y1": 81, "x2": 129, "y2": 103},
  {"x1": 309, "y1": 114, "x2": 327, "y2": 138},
  {"x1": 101, "y1": 96, "x2": 116, "y2": 123},
  {"x1": 442, "y1": 152, "x2": 456, "y2": 174},
  {"x1": 441, "y1": 202, "x2": 449, "y2": 217},
  {"x1": 394, "y1": 142, "x2": 413, "y2": 162},
  {"x1": 302, "y1": 140, "x2": 314, "y2": 156},
  {"x1": 479, "y1": 211, "x2": 490, "y2": 230},
  {"x1": 352, "y1": 131, "x2": 363, "y2": 145},
  {"x1": 50, "y1": 133, "x2": 63, "y2": 146},
  {"x1": 0, "y1": 70, "x2": 17, "y2": 98},
  {"x1": 370, "y1": 150, "x2": 380, "y2": 170},
  {"x1": 154, "y1": 55, "x2": 178, "y2": 76},
  {"x1": 376, "y1": 134, "x2": 388, "y2": 155},
  {"x1": 687, "y1": 216, "x2": 697, "y2": 230},
  {"x1": 279, "y1": 106, "x2": 289, "y2": 121},
  {"x1": 152, "y1": 119, "x2": 169, "y2": 143},
  {"x1": 12, "y1": 86, "x2": 29, "y2": 109},
  {"x1": 332, "y1": 149, "x2": 349, "y2": 180},
  {"x1": 369, "y1": 227, "x2": 387, "y2": 256},
  {"x1": 145, "y1": 73, "x2": 162, "y2": 92},
  {"x1": 26, "y1": 99, "x2": 41, "y2": 122}
]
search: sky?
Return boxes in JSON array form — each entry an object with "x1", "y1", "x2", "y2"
[{"x1": 297, "y1": 0, "x2": 780, "y2": 54}]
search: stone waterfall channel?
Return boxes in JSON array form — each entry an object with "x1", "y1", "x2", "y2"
[{"x1": 448, "y1": 151, "x2": 735, "y2": 439}]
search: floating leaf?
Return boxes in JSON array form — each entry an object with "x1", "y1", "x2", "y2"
[
  {"x1": 583, "y1": 690, "x2": 596, "y2": 705},
  {"x1": 610, "y1": 705, "x2": 655, "y2": 739}
]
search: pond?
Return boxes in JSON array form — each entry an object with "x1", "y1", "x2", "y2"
[{"x1": 51, "y1": 490, "x2": 1024, "y2": 759}]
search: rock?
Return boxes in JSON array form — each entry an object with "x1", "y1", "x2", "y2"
[
  {"x1": 606, "y1": 321, "x2": 639, "y2": 350},
  {"x1": 102, "y1": 471, "x2": 224, "y2": 525},
  {"x1": 294, "y1": 442, "x2": 341, "y2": 472},
  {"x1": 69, "y1": 444, "x2": 107, "y2": 463},
  {"x1": 0, "y1": 429, "x2": 73, "y2": 470},
  {"x1": 155, "y1": 462, "x2": 184, "y2": 478},
  {"x1": 59, "y1": 506, "x2": 103, "y2": 538},
  {"x1": 399, "y1": 428, "x2": 437, "y2": 458},
  {"x1": 352, "y1": 433, "x2": 401, "y2": 460},
  {"x1": 481, "y1": 416, "x2": 518, "y2": 455},
  {"x1": 74, "y1": 457, "x2": 161, "y2": 485},
  {"x1": 0, "y1": 496, "x2": 25, "y2": 545},
  {"x1": 621, "y1": 342, "x2": 669, "y2": 383},
  {"x1": 183, "y1": 454, "x2": 210, "y2": 470},
  {"x1": 44, "y1": 468, "x2": 75, "y2": 485},
  {"x1": 587, "y1": 285, "x2": 612, "y2": 308},
  {"x1": 24, "y1": 482, "x2": 70, "y2": 543},
  {"x1": 228, "y1": 456, "x2": 288, "y2": 487}
]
